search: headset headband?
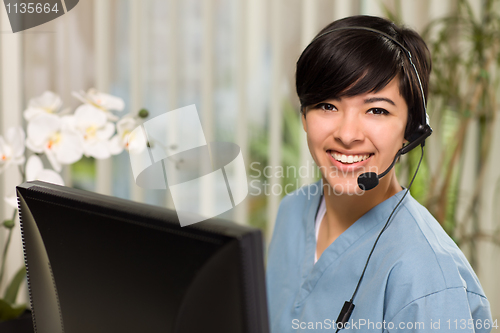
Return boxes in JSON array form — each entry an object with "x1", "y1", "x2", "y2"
[{"x1": 310, "y1": 26, "x2": 429, "y2": 127}]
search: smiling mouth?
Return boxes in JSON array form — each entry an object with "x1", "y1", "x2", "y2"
[{"x1": 329, "y1": 151, "x2": 373, "y2": 164}]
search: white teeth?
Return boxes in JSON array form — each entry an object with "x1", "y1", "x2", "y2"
[{"x1": 331, "y1": 152, "x2": 370, "y2": 164}]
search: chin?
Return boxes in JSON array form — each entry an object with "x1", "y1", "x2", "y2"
[{"x1": 322, "y1": 177, "x2": 365, "y2": 197}]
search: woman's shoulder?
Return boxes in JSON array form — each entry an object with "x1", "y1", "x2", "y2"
[
  {"x1": 276, "y1": 181, "x2": 322, "y2": 218},
  {"x1": 280, "y1": 181, "x2": 323, "y2": 203},
  {"x1": 373, "y1": 194, "x2": 490, "y2": 323},
  {"x1": 269, "y1": 181, "x2": 322, "y2": 242},
  {"x1": 381, "y1": 194, "x2": 487, "y2": 300}
]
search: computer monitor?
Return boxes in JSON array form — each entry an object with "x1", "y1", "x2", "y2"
[{"x1": 16, "y1": 181, "x2": 269, "y2": 333}]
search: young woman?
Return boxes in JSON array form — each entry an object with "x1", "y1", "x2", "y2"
[{"x1": 266, "y1": 16, "x2": 492, "y2": 332}]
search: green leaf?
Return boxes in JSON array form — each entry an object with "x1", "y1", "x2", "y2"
[
  {"x1": 0, "y1": 299, "x2": 26, "y2": 322},
  {"x1": 4, "y1": 267, "x2": 26, "y2": 305}
]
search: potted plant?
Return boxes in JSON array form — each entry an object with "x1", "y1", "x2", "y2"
[{"x1": 0, "y1": 90, "x2": 148, "y2": 330}]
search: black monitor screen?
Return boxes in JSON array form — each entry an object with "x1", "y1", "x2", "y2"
[{"x1": 17, "y1": 181, "x2": 269, "y2": 333}]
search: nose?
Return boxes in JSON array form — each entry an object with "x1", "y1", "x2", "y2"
[{"x1": 334, "y1": 112, "x2": 364, "y2": 146}]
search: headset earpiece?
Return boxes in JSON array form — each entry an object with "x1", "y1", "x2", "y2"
[{"x1": 400, "y1": 124, "x2": 432, "y2": 155}]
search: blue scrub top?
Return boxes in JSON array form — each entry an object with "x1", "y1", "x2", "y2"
[{"x1": 266, "y1": 181, "x2": 493, "y2": 332}]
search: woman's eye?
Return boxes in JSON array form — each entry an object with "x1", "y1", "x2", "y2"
[
  {"x1": 367, "y1": 108, "x2": 389, "y2": 115},
  {"x1": 315, "y1": 103, "x2": 337, "y2": 112}
]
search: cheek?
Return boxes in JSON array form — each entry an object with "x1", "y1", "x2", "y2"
[
  {"x1": 306, "y1": 131, "x2": 321, "y2": 160},
  {"x1": 305, "y1": 119, "x2": 330, "y2": 149},
  {"x1": 367, "y1": 120, "x2": 406, "y2": 153},
  {"x1": 303, "y1": 119, "x2": 330, "y2": 165}
]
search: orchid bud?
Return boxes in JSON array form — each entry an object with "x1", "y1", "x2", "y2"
[{"x1": 138, "y1": 108, "x2": 149, "y2": 118}]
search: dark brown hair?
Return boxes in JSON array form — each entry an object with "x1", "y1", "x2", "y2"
[{"x1": 296, "y1": 15, "x2": 431, "y2": 140}]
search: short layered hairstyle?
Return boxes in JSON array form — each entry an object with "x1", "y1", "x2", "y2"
[{"x1": 296, "y1": 15, "x2": 432, "y2": 140}]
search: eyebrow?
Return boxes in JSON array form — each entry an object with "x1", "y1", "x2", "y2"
[{"x1": 364, "y1": 97, "x2": 396, "y2": 106}]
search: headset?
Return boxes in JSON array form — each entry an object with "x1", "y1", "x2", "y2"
[{"x1": 306, "y1": 26, "x2": 432, "y2": 331}]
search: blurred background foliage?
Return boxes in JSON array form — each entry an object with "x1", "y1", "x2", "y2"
[
  {"x1": 248, "y1": 100, "x2": 306, "y2": 231},
  {"x1": 398, "y1": 0, "x2": 500, "y2": 268}
]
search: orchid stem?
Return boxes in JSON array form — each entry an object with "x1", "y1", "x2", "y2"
[
  {"x1": 0, "y1": 209, "x2": 17, "y2": 290},
  {"x1": 18, "y1": 164, "x2": 26, "y2": 181}
]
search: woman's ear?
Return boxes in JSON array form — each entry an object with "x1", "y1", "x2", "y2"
[{"x1": 301, "y1": 112, "x2": 307, "y2": 132}]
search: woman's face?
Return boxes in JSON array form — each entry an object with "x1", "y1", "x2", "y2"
[{"x1": 302, "y1": 78, "x2": 408, "y2": 196}]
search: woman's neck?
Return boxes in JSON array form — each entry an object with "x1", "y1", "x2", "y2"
[{"x1": 321, "y1": 172, "x2": 402, "y2": 238}]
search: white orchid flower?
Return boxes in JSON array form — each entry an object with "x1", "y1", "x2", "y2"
[
  {"x1": 70, "y1": 104, "x2": 116, "y2": 159},
  {"x1": 4, "y1": 155, "x2": 64, "y2": 209},
  {"x1": 4, "y1": 195, "x2": 17, "y2": 210},
  {"x1": 25, "y1": 155, "x2": 64, "y2": 185},
  {"x1": 72, "y1": 89, "x2": 125, "y2": 121},
  {"x1": 0, "y1": 127, "x2": 26, "y2": 174},
  {"x1": 26, "y1": 113, "x2": 83, "y2": 172},
  {"x1": 23, "y1": 91, "x2": 65, "y2": 121},
  {"x1": 109, "y1": 117, "x2": 145, "y2": 155}
]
